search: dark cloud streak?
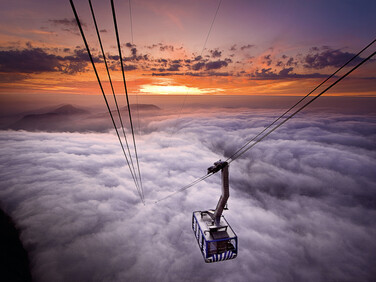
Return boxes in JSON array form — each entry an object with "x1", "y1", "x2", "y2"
[
  {"x1": 251, "y1": 67, "x2": 327, "y2": 80},
  {"x1": 0, "y1": 47, "x2": 103, "y2": 75},
  {"x1": 240, "y1": 44, "x2": 254, "y2": 51},
  {"x1": 304, "y1": 47, "x2": 363, "y2": 69},
  {"x1": 0, "y1": 48, "x2": 61, "y2": 73}
]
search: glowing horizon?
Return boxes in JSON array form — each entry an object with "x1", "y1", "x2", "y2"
[{"x1": 139, "y1": 84, "x2": 223, "y2": 95}]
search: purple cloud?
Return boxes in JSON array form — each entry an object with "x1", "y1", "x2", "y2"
[
  {"x1": 251, "y1": 67, "x2": 327, "y2": 80},
  {"x1": 304, "y1": 47, "x2": 362, "y2": 69},
  {"x1": 210, "y1": 49, "x2": 222, "y2": 58},
  {"x1": 240, "y1": 44, "x2": 254, "y2": 51},
  {"x1": 205, "y1": 60, "x2": 228, "y2": 70}
]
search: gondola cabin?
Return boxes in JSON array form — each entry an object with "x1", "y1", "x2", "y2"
[
  {"x1": 192, "y1": 211, "x2": 238, "y2": 263},
  {"x1": 192, "y1": 161, "x2": 238, "y2": 262}
]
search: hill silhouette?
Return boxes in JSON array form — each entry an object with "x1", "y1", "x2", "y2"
[
  {"x1": 121, "y1": 104, "x2": 161, "y2": 111},
  {"x1": 8, "y1": 104, "x2": 89, "y2": 131}
]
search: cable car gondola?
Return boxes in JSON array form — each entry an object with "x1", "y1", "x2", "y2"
[{"x1": 192, "y1": 161, "x2": 238, "y2": 263}]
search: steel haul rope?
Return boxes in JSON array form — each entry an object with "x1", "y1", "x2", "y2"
[
  {"x1": 70, "y1": 0, "x2": 144, "y2": 204},
  {"x1": 155, "y1": 173, "x2": 214, "y2": 204},
  {"x1": 111, "y1": 0, "x2": 144, "y2": 203},
  {"x1": 88, "y1": 0, "x2": 141, "y2": 192},
  {"x1": 229, "y1": 49, "x2": 376, "y2": 163},
  {"x1": 172, "y1": 0, "x2": 223, "y2": 138},
  {"x1": 226, "y1": 39, "x2": 376, "y2": 162},
  {"x1": 128, "y1": 0, "x2": 141, "y2": 136}
]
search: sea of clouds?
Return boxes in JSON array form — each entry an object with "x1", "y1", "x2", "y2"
[{"x1": 0, "y1": 107, "x2": 375, "y2": 281}]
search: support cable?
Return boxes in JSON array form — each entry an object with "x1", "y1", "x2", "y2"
[
  {"x1": 128, "y1": 0, "x2": 134, "y2": 44},
  {"x1": 88, "y1": 0, "x2": 141, "y2": 192},
  {"x1": 200, "y1": 0, "x2": 222, "y2": 57},
  {"x1": 226, "y1": 38, "x2": 376, "y2": 162},
  {"x1": 70, "y1": 0, "x2": 143, "y2": 203},
  {"x1": 111, "y1": 0, "x2": 144, "y2": 203},
  {"x1": 228, "y1": 49, "x2": 376, "y2": 163},
  {"x1": 128, "y1": 0, "x2": 141, "y2": 136},
  {"x1": 171, "y1": 0, "x2": 222, "y2": 137},
  {"x1": 155, "y1": 173, "x2": 214, "y2": 204}
]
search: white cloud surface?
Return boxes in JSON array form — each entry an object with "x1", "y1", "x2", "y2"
[{"x1": 0, "y1": 109, "x2": 376, "y2": 281}]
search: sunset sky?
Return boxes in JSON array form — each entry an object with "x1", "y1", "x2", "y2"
[
  {"x1": 0, "y1": 0, "x2": 375, "y2": 96},
  {"x1": 1, "y1": 1, "x2": 376, "y2": 281}
]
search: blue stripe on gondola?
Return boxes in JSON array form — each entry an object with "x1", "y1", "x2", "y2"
[{"x1": 207, "y1": 251, "x2": 239, "y2": 262}]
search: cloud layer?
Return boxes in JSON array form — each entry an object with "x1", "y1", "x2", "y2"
[{"x1": 0, "y1": 108, "x2": 376, "y2": 281}]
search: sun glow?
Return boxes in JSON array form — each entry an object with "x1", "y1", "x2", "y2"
[{"x1": 139, "y1": 84, "x2": 222, "y2": 95}]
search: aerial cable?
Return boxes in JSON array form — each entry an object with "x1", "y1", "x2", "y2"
[
  {"x1": 154, "y1": 173, "x2": 214, "y2": 204},
  {"x1": 111, "y1": 0, "x2": 144, "y2": 203},
  {"x1": 200, "y1": 0, "x2": 222, "y2": 57},
  {"x1": 87, "y1": 0, "x2": 141, "y2": 192},
  {"x1": 228, "y1": 48, "x2": 376, "y2": 163},
  {"x1": 69, "y1": 0, "x2": 144, "y2": 203},
  {"x1": 128, "y1": 0, "x2": 141, "y2": 136},
  {"x1": 128, "y1": 0, "x2": 134, "y2": 44},
  {"x1": 128, "y1": 0, "x2": 143, "y2": 194},
  {"x1": 154, "y1": 39, "x2": 375, "y2": 203},
  {"x1": 226, "y1": 38, "x2": 376, "y2": 162},
  {"x1": 171, "y1": 0, "x2": 222, "y2": 137},
  {"x1": 70, "y1": 0, "x2": 143, "y2": 203}
]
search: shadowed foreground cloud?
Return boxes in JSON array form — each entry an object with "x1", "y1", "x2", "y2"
[{"x1": 0, "y1": 109, "x2": 375, "y2": 281}]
